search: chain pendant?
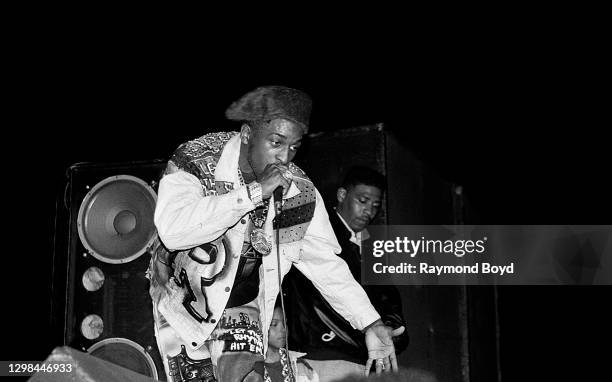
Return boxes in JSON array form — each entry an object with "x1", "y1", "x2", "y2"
[{"x1": 250, "y1": 228, "x2": 272, "y2": 255}]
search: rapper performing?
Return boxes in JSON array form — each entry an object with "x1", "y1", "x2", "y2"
[{"x1": 146, "y1": 86, "x2": 405, "y2": 381}]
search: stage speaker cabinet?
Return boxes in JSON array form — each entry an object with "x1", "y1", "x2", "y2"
[
  {"x1": 296, "y1": 123, "x2": 465, "y2": 225},
  {"x1": 51, "y1": 159, "x2": 168, "y2": 381}
]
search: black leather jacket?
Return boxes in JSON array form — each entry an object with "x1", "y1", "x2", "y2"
[{"x1": 283, "y1": 209, "x2": 409, "y2": 364}]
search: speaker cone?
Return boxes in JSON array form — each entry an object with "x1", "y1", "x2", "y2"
[
  {"x1": 88, "y1": 337, "x2": 159, "y2": 379},
  {"x1": 77, "y1": 175, "x2": 157, "y2": 264}
]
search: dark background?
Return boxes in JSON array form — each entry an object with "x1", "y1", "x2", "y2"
[{"x1": 4, "y1": 37, "x2": 610, "y2": 381}]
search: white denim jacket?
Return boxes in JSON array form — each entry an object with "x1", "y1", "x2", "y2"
[{"x1": 153, "y1": 133, "x2": 380, "y2": 353}]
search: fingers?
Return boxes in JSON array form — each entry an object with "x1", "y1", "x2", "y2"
[
  {"x1": 272, "y1": 163, "x2": 293, "y2": 180},
  {"x1": 364, "y1": 359, "x2": 373, "y2": 376},
  {"x1": 392, "y1": 325, "x2": 406, "y2": 337},
  {"x1": 366, "y1": 354, "x2": 398, "y2": 376},
  {"x1": 383, "y1": 357, "x2": 391, "y2": 372},
  {"x1": 276, "y1": 172, "x2": 291, "y2": 194},
  {"x1": 269, "y1": 164, "x2": 293, "y2": 189},
  {"x1": 390, "y1": 352, "x2": 399, "y2": 371},
  {"x1": 375, "y1": 358, "x2": 383, "y2": 374},
  {"x1": 265, "y1": 163, "x2": 291, "y2": 181},
  {"x1": 260, "y1": 163, "x2": 292, "y2": 198},
  {"x1": 367, "y1": 358, "x2": 387, "y2": 375}
]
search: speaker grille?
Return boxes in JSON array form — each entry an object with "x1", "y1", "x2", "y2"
[
  {"x1": 88, "y1": 337, "x2": 159, "y2": 379},
  {"x1": 77, "y1": 175, "x2": 157, "y2": 263}
]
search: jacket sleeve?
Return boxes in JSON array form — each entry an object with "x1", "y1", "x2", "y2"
[
  {"x1": 293, "y1": 188, "x2": 381, "y2": 331},
  {"x1": 154, "y1": 169, "x2": 255, "y2": 250}
]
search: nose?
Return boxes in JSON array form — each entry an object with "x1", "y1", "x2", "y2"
[
  {"x1": 363, "y1": 204, "x2": 374, "y2": 220},
  {"x1": 276, "y1": 147, "x2": 290, "y2": 165}
]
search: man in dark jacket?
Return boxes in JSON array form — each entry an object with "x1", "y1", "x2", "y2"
[{"x1": 284, "y1": 166, "x2": 410, "y2": 381}]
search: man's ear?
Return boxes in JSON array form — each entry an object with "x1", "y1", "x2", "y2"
[
  {"x1": 337, "y1": 187, "x2": 347, "y2": 204},
  {"x1": 240, "y1": 123, "x2": 251, "y2": 144}
]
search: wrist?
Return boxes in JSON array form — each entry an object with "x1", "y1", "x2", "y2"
[
  {"x1": 362, "y1": 318, "x2": 384, "y2": 333},
  {"x1": 246, "y1": 182, "x2": 264, "y2": 207}
]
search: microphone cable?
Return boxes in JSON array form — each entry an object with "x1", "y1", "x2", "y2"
[{"x1": 273, "y1": 187, "x2": 296, "y2": 380}]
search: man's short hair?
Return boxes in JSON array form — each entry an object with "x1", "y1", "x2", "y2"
[{"x1": 341, "y1": 166, "x2": 386, "y2": 192}]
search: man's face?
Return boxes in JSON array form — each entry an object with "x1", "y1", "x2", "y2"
[
  {"x1": 337, "y1": 184, "x2": 383, "y2": 233},
  {"x1": 241, "y1": 118, "x2": 303, "y2": 178},
  {"x1": 268, "y1": 308, "x2": 286, "y2": 350}
]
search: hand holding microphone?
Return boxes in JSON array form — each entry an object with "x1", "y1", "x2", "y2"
[{"x1": 258, "y1": 163, "x2": 293, "y2": 200}]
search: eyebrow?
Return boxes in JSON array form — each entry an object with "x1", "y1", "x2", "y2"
[
  {"x1": 358, "y1": 194, "x2": 381, "y2": 201},
  {"x1": 269, "y1": 133, "x2": 302, "y2": 144}
]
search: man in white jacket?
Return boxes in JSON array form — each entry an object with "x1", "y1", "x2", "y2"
[{"x1": 148, "y1": 85, "x2": 404, "y2": 381}]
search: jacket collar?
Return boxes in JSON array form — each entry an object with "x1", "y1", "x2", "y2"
[
  {"x1": 328, "y1": 207, "x2": 352, "y2": 243},
  {"x1": 328, "y1": 207, "x2": 370, "y2": 244}
]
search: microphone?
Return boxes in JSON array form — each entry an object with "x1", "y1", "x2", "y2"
[{"x1": 273, "y1": 186, "x2": 283, "y2": 215}]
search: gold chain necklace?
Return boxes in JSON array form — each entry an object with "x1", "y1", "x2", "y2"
[{"x1": 238, "y1": 168, "x2": 268, "y2": 228}]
